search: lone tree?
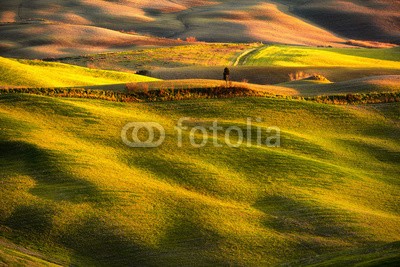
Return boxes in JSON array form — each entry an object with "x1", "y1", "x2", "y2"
[
  {"x1": 223, "y1": 67, "x2": 230, "y2": 85},
  {"x1": 18, "y1": 3, "x2": 23, "y2": 20}
]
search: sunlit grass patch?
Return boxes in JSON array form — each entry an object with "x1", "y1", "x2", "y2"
[
  {"x1": 243, "y1": 45, "x2": 400, "y2": 68},
  {"x1": 0, "y1": 89, "x2": 399, "y2": 265},
  {"x1": 0, "y1": 56, "x2": 159, "y2": 88}
]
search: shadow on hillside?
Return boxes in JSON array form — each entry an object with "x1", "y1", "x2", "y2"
[
  {"x1": 59, "y1": 215, "x2": 158, "y2": 266},
  {"x1": 0, "y1": 140, "x2": 230, "y2": 265},
  {"x1": 128, "y1": 155, "x2": 220, "y2": 195},
  {"x1": 5, "y1": 204, "x2": 55, "y2": 235},
  {"x1": 0, "y1": 140, "x2": 107, "y2": 204},
  {"x1": 154, "y1": 208, "x2": 228, "y2": 265},
  {"x1": 253, "y1": 195, "x2": 363, "y2": 252},
  {"x1": 362, "y1": 124, "x2": 400, "y2": 145},
  {"x1": 333, "y1": 137, "x2": 400, "y2": 188},
  {"x1": 294, "y1": 8, "x2": 400, "y2": 44},
  {"x1": 59, "y1": 211, "x2": 228, "y2": 266},
  {"x1": 336, "y1": 138, "x2": 400, "y2": 166}
]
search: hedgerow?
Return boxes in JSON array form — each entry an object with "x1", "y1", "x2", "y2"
[
  {"x1": 306, "y1": 92, "x2": 400, "y2": 105},
  {"x1": 0, "y1": 87, "x2": 399, "y2": 105}
]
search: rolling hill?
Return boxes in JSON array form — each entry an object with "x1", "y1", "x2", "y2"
[
  {"x1": 0, "y1": 23, "x2": 185, "y2": 59},
  {"x1": 285, "y1": 0, "x2": 400, "y2": 44},
  {"x1": 0, "y1": 93, "x2": 399, "y2": 266},
  {"x1": 240, "y1": 45, "x2": 400, "y2": 68},
  {"x1": 53, "y1": 44, "x2": 400, "y2": 82},
  {"x1": 53, "y1": 43, "x2": 257, "y2": 73},
  {"x1": 0, "y1": 56, "x2": 158, "y2": 88},
  {"x1": 1, "y1": 0, "x2": 399, "y2": 59},
  {"x1": 1, "y1": 1, "x2": 400, "y2": 266},
  {"x1": 280, "y1": 75, "x2": 400, "y2": 96},
  {"x1": 2, "y1": 43, "x2": 399, "y2": 91},
  {"x1": 0, "y1": 239, "x2": 61, "y2": 267}
]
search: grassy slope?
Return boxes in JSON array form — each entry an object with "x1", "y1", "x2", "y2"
[
  {"x1": 294, "y1": 241, "x2": 400, "y2": 266},
  {"x1": 1, "y1": 0, "x2": 399, "y2": 59},
  {"x1": 0, "y1": 94, "x2": 399, "y2": 266},
  {"x1": 241, "y1": 45, "x2": 400, "y2": 68},
  {"x1": 0, "y1": 23, "x2": 187, "y2": 59},
  {"x1": 56, "y1": 43, "x2": 258, "y2": 71},
  {"x1": 0, "y1": 56, "x2": 159, "y2": 88},
  {"x1": 58, "y1": 44, "x2": 400, "y2": 71},
  {"x1": 0, "y1": 0, "x2": 345, "y2": 60},
  {"x1": 0, "y1": 245, "x2": 61, "y2": 267},
  {"x1": 150, "y1": 65, "x2": 400, "y2": 86},
  {"x1": 156, "y1": 1, "x2": 345, "y2": 45},
  {"x1": 115, "y1": 45, "x2": 400, "y2": 91},
  {"x1": 279, "y1": 76, "x2": 400, "y2": 96},
  {"x1": 85, "y1": 76, "x2": 400, "y2": 99},
  {"x1": 56, "y1": 44, "x2": 400, "y2": 87},
  {"x1": 283, "y1": 0, "x2": 400, "y2": 44}
]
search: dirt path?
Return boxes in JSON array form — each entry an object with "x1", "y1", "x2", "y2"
[{"x1": 233, "y1": 45, "x2": 265, "y2": 66}]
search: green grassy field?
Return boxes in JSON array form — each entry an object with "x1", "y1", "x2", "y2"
[
  {"x1": 1, "y1": 93, "x2": 399, "y2": 266},
  {"x1": 54, "y1": 43, "x2": 258, "y2": 71},
  {"x1": 1, "y1": 0, "x2": 400, "y2": 264},
  {"x1": 240, "y1": 45, "x2": 400, "y2": 68},
  {"x1": 56, "y1": 44, "x2": 400, "y2": 70},
  {"x1": 1, "y1": 41, "x2": 400, "y2": 266},
  {"x1": 53, "y1": 44, "x2": 400, "y2": 87},
  {"x1": 0, "y1": 241, "x2": 62, "y2": 267},
  {"x1": 0, "y1": 56, "x2": 159, "y2": 88}
]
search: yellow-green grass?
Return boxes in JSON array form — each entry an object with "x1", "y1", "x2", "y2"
[
  {"x1": 0, "y1": 244, "x2": 62, "y2": 267},
  {"x1": 57, "y1": 44, "x2": 400, "y2": 72},
  {"x1": 293, "y1": 241, "x2": 400, "y2": 266},
  {"x1": 56, "y1": 43, "x2": 258, "y2": 72},
  {"x1": 0, "y1": 56, "x2": 159, "y2": 88},
  {"x1": 241, "y1": 45, "x2": 400, "y2": 68},
  {"x1": 0, "y1": 93, "x2": 399, "y2": 266},
  {"x1": 54, "y1": 44, "x2": 400, "y2": 87}
]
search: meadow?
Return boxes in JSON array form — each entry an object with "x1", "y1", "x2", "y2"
[
  {"x1": 240, "y1": 45, "x2": 400, "y2": 68},
  {"x1": 0, "y1": 13, "x2": 400, "y2": 265},
  {"x1": 54, "y1": 44, "x2": 400, "y2": 87},
  {"x1": 1, "y1": 0, "x2": 400, "y2": 265},
  {"x1": 0, "y1": 92, "x2": 399, "y2": 266},
  {"x1": 52, "y1": 43, "x2": 259, "y2": 72},
  {"x1": 55, "y1": 44, "x2": 400, "y2": 71},
  {"x1": 0, "y1": 56, "x2": 158, "y2": 88}
]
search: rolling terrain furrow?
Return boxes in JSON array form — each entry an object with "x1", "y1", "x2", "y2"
[{"x1": 0, "y1": 92, "x2": 399, "y2": 266}]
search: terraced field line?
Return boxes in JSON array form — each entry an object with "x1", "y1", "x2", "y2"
[{"x1": 233, "y1": 45, "x2": 265, "y2": 66}]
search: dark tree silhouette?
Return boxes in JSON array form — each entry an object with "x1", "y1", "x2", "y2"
[
  {"x1": 223, "y1": 67, "x2": 230, "y2": 85},
  {"x1": 18, "y1": 3, "x2": 23, "y2": 20}
]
